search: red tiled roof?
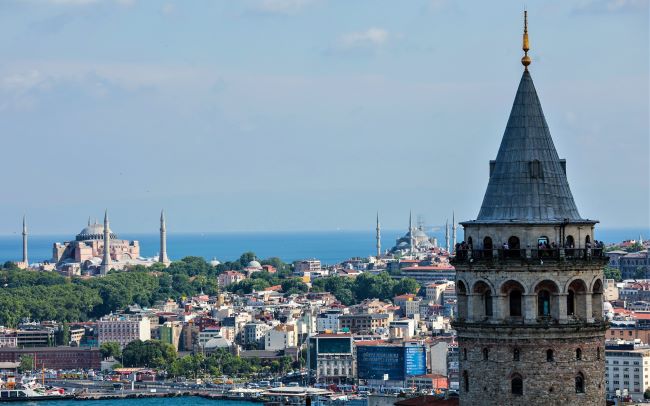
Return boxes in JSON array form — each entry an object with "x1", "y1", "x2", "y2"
[{"x1": 402, "y1": 266, "x2": 455, "y2": 271}]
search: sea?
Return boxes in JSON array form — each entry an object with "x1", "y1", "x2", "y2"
[
  {"x1": 0, "y1": 228, "x2": 647, "y2": 266},
  {"x1": 6, "y1": 398, "x2": 254, "y2": 406}
]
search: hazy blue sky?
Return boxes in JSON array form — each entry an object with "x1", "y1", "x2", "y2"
[{"x1": 0, "y1": 0, "x2": 647, "y2": 235}]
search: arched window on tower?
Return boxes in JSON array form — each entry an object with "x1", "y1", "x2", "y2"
[
  {"x1": 507, "y1": 236, "x2": 520, "y2": 257},
  {"x1": 538, "y1": 290, "x2": 551, "y2": 317},
  {"x1": 502, "y1": 280, "x2": 525, "y2": 318},
  {"x1": 456, "y1": 281, "x2": 468, "y2": 320},
  {"x1": 575, "y1": 373, "x2": 585, "y2": 393},
  {"x1": 576, "y1": 348, "x2": 582, "y2": 360},
  {"x1": 535, "y1": 280, "x2": 559, "y2": 320},
  {"x1": 567, "y1": 289, "x2": 575, "y2": 316},
  {"x1": 592, "y1": 279, "x2": 604, "y2": 321},
  {"x1": 597, "y1": 347, "x2": 601, "y2": 360},
  {"x1": 467, "y1": 236, "x2": 473, "y2": 249},
  {"x1": 484, "y1": 291, "x2": 493, "y2": 317},
  {"x1": 513, "y1": 348, "x2": 520, "y2": 362},
  {"x1": 472, "y1": 281, "x2": 492, "y2": 319},
  {"x1": 463, "y1": 348, "x2": 467, "y2": 361},
  {"x1": 482, "y1": 348, "x2": 489, "y2": 361},
  {"x1": 511, "y1": 375, "x2": 523, "y2": 396},
  {"x1": 565, "y1": 235, "x2": 575, "y2": 249},
  {"x1": 546, "y1": 349, "x2": 554, "y2": 362},
  {"x1": 483, "y1": 236, "x2": 493, "y2": 250},
  {"x1": 463, "y1": 371, "x2": 469, "y2": 392}
]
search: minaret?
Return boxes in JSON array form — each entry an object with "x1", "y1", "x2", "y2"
[
  {"x1": 99, "y1": 210, "x2": 111, "y2": 275},
  {"x1": 22, "y1": 215, "x2": 28, "y2": 267},
  {"x1": 159, "y1": 210, "x2": 170, "y2": 266},
  {"x1": 445, "y1": 219, "x2": 450, "y2": 253},
  {"x1": 409, "y1": 211, "x2": 415, "y2": 254},
  {"x1": 452, "y1": 211, "x2": 457, "y2": 253},
  {"x1": 375, "y1": 212, "x2": 381, "y2": 258}
]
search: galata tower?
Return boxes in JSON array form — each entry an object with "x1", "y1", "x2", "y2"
[{"x1": 452, "y1": 11, "x2": 608, "y2": 406}]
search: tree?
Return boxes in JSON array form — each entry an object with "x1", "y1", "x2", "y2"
[
  {"x1": 239, "y1": 252, "x2": 257, "y2": 267},
  {"x1": 645, "y1": 388, "x2": 650, "y2": 400},
  {"x1": 122, "y1": 340, "x2": 177, "y2": 368},
  {"x1": 56, "y1": 324, "x2": 70, "y2": 346},
  {"x1": 392, "y1": 278, "x2": 420, "y2": 297},
  {"x1": 19, "y1": 355, "x2": 33, "y2": 373},
  {"x1": 2, "y1": 261, "x2": 19, "y2": 271},
  {"x1": 603, "y1": 267, "x2": 622, "y2": 282},
  {"x1": 100, "y1": 342, "x2": 122, "y2": 360},
  {"x1": 281, "y1": 278, "x2": 309, "y2": 296}
]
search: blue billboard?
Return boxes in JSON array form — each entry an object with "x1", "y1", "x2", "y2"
[
  {"x1": 405, "y1": 346, "x2": 426, "y2": 376},
  {"x1": 357, "y1": 345, "x2": 426, "y2": 381}
]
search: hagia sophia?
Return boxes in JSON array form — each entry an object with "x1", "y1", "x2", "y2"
[{"x1": 17, "y1": 211, "x2": 170, "y2": 277}]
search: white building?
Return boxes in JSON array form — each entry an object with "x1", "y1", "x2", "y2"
[
  {"x1": 218, "y1": 271, "x2": 246, "y2": 288},
  {"x1": 97, "y1": 315, "x2": 151, "y2": 348},
  {"x1": 606, "y1": 343, "x2": 650, "y2": 401},
  {"x1": 265, "y1": 324, "x2": 297, "y2": 351},
  {"x1": 294, "y1": 259, "x2": 321, "y2": 275},
  {"x1": 389, "y1": 319, "x2": 416, "y2": 339},
  {"x1": 394, "y1": 294, "x2": 422, "y2": 317},
  {"x1": 243, "y1": 322, "x2": 270, "y2": 347},
  {"x1": 198, "y1": 327, "x2": 222, "y2": 348},
  {"x1": 425, "y1": 281, "x2": 449, "y2": 304},
  {"x1": 317, "y1": 309, "x2": 345, "y2": 332},
  {"x1": 0, "y1": 333, "x2": 17, "y2": 348}
]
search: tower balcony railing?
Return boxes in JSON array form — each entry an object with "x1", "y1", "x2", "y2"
[{"x1": 452, "y1": 247, "x2": 606, "y2": 264}]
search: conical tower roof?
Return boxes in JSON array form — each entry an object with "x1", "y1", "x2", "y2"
[{"x1": 475, "y1": 70, "x2": 588, "y2": 224}]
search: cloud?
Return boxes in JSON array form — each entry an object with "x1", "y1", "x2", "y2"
[
  {"x1": 28, "y1": 0, "x2": 134, "y2": 6},
  {"x1": 249, "y1": 0, "x2": 315, "y2": 15},
  {"x1": 572, "y1": 0, "x2": 648, "y2": 14},
  {"x1": 161, "y1": 2, "x2": 174, "y2": 15},
  {"x1": 339, "y1": 28, "x2": 389, "y2": 49}
]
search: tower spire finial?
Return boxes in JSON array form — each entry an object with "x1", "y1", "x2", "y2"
[{"x1": 521, "y1": 10, "x2": 531, "y2": 70}]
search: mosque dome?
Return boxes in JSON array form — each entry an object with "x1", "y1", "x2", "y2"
[
  {"x1": 210, "y1": 258, "x2": 221, "y2": 267},
  {"x1": 76, "y1": 221, "x2": 117, "y2": 241},
  {"x1": 247, "y1": 260, "x2": 262, "y2": 269}
]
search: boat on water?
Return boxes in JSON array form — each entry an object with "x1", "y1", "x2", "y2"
[{"x1": 0, "y1": 376, "x2": 72, "y2": 402}]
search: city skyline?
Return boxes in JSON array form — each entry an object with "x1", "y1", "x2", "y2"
[{"x1": 0, "y1": 0, "x2": 647, "y2": 234}]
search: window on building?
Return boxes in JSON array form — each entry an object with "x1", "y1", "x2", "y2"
[
  {"x1": 513, "y1": 348, "x2": 520, "y2": 362},
  {"x1": 511, "y1": 375, "x2": 523, "y2": 396},
  {"x1": 576, "y1": 348, "x2": 582, "y2": 360},
  {"x1": 463, "y1": 348, "x2": 467, "y2": 361},
  {"x1": 547, "y1": 349, "x2": 554, "y2": 362},
  {"x1": 575, "y1": 373, "x2": 585, "y2": 394},
  {"x1": 597, "y1": 347, "x2": 601, "y2": 360},
  {"x1": 483, "y1": 348, "x2": 489, "y2": 361}
]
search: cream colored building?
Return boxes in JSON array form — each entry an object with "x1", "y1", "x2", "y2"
[
  {"x1": 265, "y1": 324, "x2": 297, "y2": 351},
  {"x1": 97, "y1": 315, "x2": 151, "y2": 348}
]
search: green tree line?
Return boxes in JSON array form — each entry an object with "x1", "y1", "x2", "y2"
[
  {"x1": 311, "y1": 272, "x2": 420, "y2": 305},
  {"x1": 0, "y1": 254, "x2": 292, "y2": 326}
]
